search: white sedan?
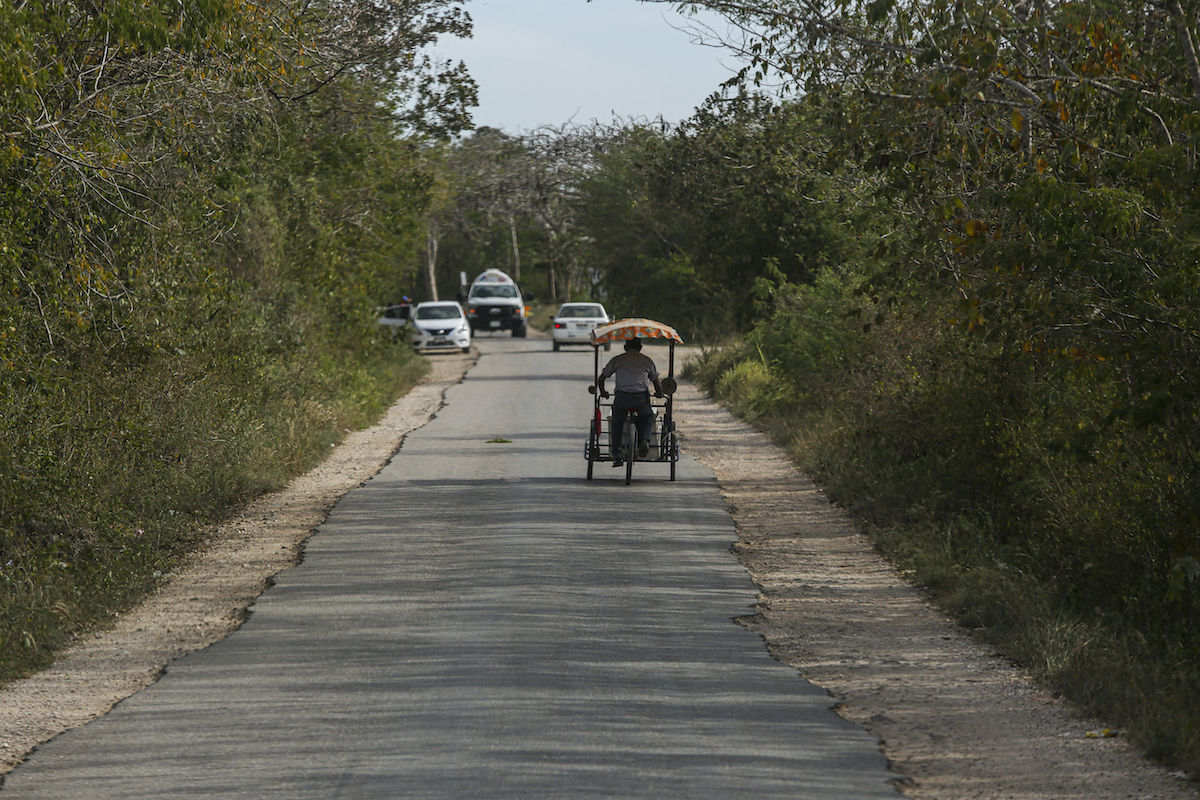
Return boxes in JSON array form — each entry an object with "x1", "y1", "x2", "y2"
[
  {"x1": 410, "y1": 301, "x2": 471, "y2": 353},
  {"x1": 552, "y1": 303, "x2": 611, "y2": 351}
]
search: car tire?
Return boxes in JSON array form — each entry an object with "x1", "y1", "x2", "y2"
[
  {"x1": 461, "y1": 346, "x2": 470, "y2": 354},
  {"x1": 553, "y1": 341, "x2": 560, "y2": 352}
]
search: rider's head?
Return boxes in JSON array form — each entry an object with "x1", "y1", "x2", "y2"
[{"x1": 624, "y1": 338, "x2": 643, "y2": 352}]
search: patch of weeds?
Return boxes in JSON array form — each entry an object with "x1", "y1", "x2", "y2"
[{"x1": 0, "y1": 330, "x2": 427, "y2": 686}]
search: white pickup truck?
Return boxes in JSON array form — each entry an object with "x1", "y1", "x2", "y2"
[{"x1": 464, "y1": 269, "x2": 533, "y2": 337}]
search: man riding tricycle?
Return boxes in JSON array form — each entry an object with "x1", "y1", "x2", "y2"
[{"x1": 585, "y1": 318, "x2": 682, "y2": 484}]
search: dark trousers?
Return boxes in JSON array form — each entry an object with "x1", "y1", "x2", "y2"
[{"x1": 612, "y1": 391, "x2": 654, "y2": 458}]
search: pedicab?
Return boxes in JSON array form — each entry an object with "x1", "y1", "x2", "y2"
[{"x1": 585, "y1": 318, "x2": 682, "y2": 484}]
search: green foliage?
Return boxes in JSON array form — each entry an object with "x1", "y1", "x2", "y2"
[
  {"x1": 575, "y1": 95, "x2": 876, "y2": 334},
  {"x1": 663, "y1": 0, "x2": 1200, "y2": 608},
  {"x1": 420, "y1": 125, "x2": 614, "y2": 306},
  {"x1": 434, "y1": 96, "x2": 880, "y2": 335},
  {"x1": 662, "y1": 0, "x2": 1200, "y2": 770},
  {"x1": 690, "y1": 277, "x2": 1200, "y2": 771},
  {"x1": 0, "y1": 0, "x2": 469, "y2": 681}
]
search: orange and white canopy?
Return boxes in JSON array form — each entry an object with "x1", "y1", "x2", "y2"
[{"x1": 589, "y1": 318, "x2": 683, "y2": 346}]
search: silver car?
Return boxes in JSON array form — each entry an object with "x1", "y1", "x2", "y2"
[
  {"x1": 552, "y1": 303, "x2": 611, "y2": 351},
  {"x1": 411, "y1": 301, "x2": 471, "y2": 353}
]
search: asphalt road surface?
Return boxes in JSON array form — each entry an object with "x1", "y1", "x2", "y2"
[{"x1": 2, "y1": 337, "x2": 899, "y2": 799}]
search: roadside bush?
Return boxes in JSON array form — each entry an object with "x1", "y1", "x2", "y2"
[
  {"x1": 0, "y1": 0, "x2": 457, "y2": 679},
  {"x1": 0, "y1": 286, "x2": 427, "y2": 679},
  {"x1": 689, "y1": 271, "x2": 1200, "y2": 774}
]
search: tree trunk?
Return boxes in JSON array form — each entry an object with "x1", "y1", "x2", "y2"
[
  {"x1": 508, "y1": 216, "x2": 521, "y2": 280},
  {"x1": 426, "y1": 228, "x2": 440, "y2": 301},
  {"x1": 1166, "y1": 0, "x2": 1200, "y2": 107}
]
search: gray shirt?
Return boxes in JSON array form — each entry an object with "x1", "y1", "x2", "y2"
[{"x1": 601, "y1": 351, "x2": 660, "y2": 394}]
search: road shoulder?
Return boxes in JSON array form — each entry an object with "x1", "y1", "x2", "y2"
[
  {"x1": 672, "y1": 379, "x2": 1196, "y2": 800},
  {"x1": 0, "y1": 353, "x2": 476, "y2": 777}
]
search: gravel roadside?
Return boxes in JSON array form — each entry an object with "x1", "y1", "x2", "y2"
[{"x1": 671, "y1": 380, "x2": 1196, "y2": 800}]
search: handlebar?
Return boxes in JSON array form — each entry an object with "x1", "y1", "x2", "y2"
[
  {"x1": 598, "y1": 400, "x2": 670, "y2": 410},
  {"x1": 598, "y1": 391, "x2": 664, "y2": 400},
  {"x1": 589, "y1": 384, "x2": 671, "y2": 399}
]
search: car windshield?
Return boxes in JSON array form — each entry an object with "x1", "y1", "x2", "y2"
[
  {"x1": 558, "y1": 305, "x2": 604, "y2": 318},
  {"x1": 416, "y1": 306, "x2": 462, "y2": 320},
  {"x1": 470, "y1": 284, "x2": 518, "y2": 299}
]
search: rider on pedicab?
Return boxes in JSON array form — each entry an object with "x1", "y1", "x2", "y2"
[{"x1": 597, "y1": 338, "x2": 664, "y2": 468}]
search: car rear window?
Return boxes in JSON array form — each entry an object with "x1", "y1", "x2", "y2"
[
  {"x1": 559, "y1": 305, "x2": 604, "y2": 318},
  {"x1": 416, "y1": 306, "x2": 463, "y2": 320}
]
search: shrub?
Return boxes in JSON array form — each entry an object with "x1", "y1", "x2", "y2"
[{"x1": 689, "y1": 270, "x2": 1200, "y2": 774}]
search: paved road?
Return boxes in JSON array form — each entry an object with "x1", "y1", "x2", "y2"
[{"x1": 2, "y1": 337, "x2": 898, "y2": 799}]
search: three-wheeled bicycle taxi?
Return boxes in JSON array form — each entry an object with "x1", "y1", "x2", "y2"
[{"x1": 585, "y1": 318, "x2": 682, "y2": 484}]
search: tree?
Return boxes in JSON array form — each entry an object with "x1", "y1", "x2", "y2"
[
  {"x1": 0, "y1": 0, "x2": 476, "y2": 351},
  {"x1": 427, "y1": 124, "x2": 609, "y2": 303},
  {"x1": 446, "y1": 128, "x2": 538, "y2": 280},
  {"x1": 653, "y1": 0, "x2": 1200, "y2": 606},
  {"x1": 0, "y1": 0, "x2": 476, "y2": 674},
  {"x1": 571, "y1": 94, "x2": 873, "y2": 332}
]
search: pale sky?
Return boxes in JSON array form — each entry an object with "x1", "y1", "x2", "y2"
[{"x1": 435, "y1": 0, "x2": 738, "y2": 132}]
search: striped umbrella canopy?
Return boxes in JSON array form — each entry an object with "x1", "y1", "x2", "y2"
[{"x1": 589, "y1": 318, "x2": 684, "y2": 346}]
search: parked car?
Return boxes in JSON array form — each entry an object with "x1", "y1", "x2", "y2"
[
  {"x1": 552, "y1": 303, "x2": 611, "y2": 351},
  {"x1": 377, "y1": 300, "x2": 413, "y2": 336},
  {"x1": 410, "y1": 301, "x2": 471, "y2": 353}
]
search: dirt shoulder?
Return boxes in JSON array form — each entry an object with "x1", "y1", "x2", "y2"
[
  {"x1": 672, "y1": 380, "x2": 1196, "y2": 800},
  {"x1": 0, "y1": 353, "x2": 475, "y2": 776},
  {"x1": 1, "y1": 354, "x2": 1196, "y2": 799}
]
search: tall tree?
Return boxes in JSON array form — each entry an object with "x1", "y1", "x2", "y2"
[
  {"x1": 653, "y1": 0, "x2": 1200, "y2": 602},
  {"x1": 0, "y1": 0, "x2": 477, "y2": 667}
]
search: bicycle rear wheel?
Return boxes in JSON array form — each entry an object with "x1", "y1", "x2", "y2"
[{"x1": 623, "y1": 420, "x2": 635, "y2": 485}]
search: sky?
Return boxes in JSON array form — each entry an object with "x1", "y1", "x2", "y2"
[{"x1": 433, "y1": 0, "x2": 739, "y2": 133}]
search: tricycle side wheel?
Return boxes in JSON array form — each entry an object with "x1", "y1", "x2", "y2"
[{"x1": 669, "y1": 433, "x2": 677, "y2": 481}]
